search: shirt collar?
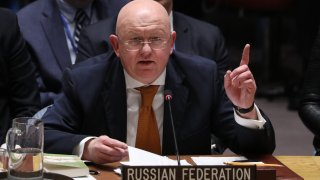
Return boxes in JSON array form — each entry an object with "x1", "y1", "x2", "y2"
[
  {"x1": 124, "y1": 69, "x2": 166, "y2": 89},
  {"x1": 56, "y1": 0, "x2": 93, "y2": 23}
]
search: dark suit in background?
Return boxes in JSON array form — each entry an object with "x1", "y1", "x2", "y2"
[
  {"x1": 76, "y1": 11, "x2": 229, "y2": 79},
  {"x1": 0, "y1": 8, "x2": 40, "y2": 144},
  {"x1": 43, "y1": 51, "x2": 275, "y2": 156},
  {"x1": 299, "y1": 26, "x2": 320, "y2": 155},
  {"x1": 17, "y1": 0, "x2": 128, "y2": 107}
]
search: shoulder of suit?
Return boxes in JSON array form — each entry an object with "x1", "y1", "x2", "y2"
[
  {"x1": 172, "y1": 50, "x2": 216, "y2": 67},
  {"x1": 73, "y1": 52, "x2": 118, "y2": 70},
  {"x1": 17, "y1": 0, "x2": 50, "y2": 22},
  {"x1": 17, "y1": 0, "x2": 43, "y2": 13},
  {"x1": 169, "y1": 51, "x2": 218, "y2": 80},
  {"x1": 68, "y1": 52, "x2": 120, "y2": 85}
]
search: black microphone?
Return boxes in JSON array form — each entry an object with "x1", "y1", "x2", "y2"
[{"x1": 164, "y1": 90, "x2": 180, "y2": 166}]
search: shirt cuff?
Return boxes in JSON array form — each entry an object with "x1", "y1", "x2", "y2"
[
  {"x1": 234, "y1": 104, "x2": 266, "y2": 129},
  {"x1": 72, "y1": 136, "x2": 96, "y2": 158}
]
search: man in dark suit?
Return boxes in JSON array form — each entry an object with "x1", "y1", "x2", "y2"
[
  {"x1": 0, "y1": 8, "x2": 40, "y2": 144},
  {"x1": 76, "y1": 0, "x2": 229, "y2": 80},
  {"x1": 17, "y1": 0, "x2": 128, "y2": 107},
  {"x1": 43, "y1": 0, "x2": 275, "y2": 164},
  {"x1": 76, "y1": 0, "x2": 229, "y2": 154}
]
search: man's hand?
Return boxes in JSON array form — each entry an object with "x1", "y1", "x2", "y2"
[
  {"x1": 224, "y1": 44, "x2": 257, "y2": 118},
  {"x1": 82, "y1": 135, "x2": 128, "y2": 164}
]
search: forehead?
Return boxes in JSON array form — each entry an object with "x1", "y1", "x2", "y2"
[
  {"x1": 117, "y1": 9, "x2": 170, "y2": 36},
  {"x1": 121, "y1": 26, "x2": 168, "y2": 38}
]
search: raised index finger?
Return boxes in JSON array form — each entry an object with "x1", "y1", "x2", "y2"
[{"x1": 240, "y1": 44, "x2": 250, "y2": 66}]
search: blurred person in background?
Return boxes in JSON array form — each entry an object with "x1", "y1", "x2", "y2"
[
  {"x1": 0, "y1": 8, "x2": 40, "y2": 144},
  {"x1": 299, "y1": 26, "x2": 320, "y2": 156},
  {"x1": 17, "y1": 0, "x2": 128, "y2": 108}
]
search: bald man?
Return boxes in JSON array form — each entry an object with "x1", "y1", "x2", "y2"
[
  {"x1": 43, "y1": 0, "x2": 275, "y2": 164},
  {"x1": 76, "y1": 0, "x2": 230, "y2": 154},
  {"x1": 76, "y1": 0, "x2": 229, "y2": 81}
]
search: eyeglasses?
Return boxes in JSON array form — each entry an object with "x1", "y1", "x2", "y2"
[{"x1": 119, "y1": 36, "x2": 170, "y2": 51}]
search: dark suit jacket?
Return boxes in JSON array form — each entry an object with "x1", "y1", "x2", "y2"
[
  {"x1": 299, "y1": 26, "x2": 320, "y2": 153},
  {"x1": 17, "y1": 0, "x2": 128, "y2": 107},
  {"x1": 76, "y1": 11, "x2": 229, "y2": 79},
  {"x1": 0, "y1": 8, "x2": 40, "y2": 144},
  {"x1": 43, "y1": 50, "x2": 275, "y2": 156}
]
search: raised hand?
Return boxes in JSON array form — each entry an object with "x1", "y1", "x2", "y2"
[{"x1": 224, "y1": 44, "x2": 257, "y2": 116}]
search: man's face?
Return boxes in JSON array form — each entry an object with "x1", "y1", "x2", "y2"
[{"x1": 110, "y1": 1, "x2": 176, "y2": 84}]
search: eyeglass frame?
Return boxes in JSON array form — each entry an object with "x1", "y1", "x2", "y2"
[{"x1": 116, "y1": 35, "x2": 172, "y2": 51}]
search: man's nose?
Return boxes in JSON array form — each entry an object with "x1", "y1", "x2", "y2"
[{"x1": 141, "y1": 42, "x2": 152, "y2": 51}]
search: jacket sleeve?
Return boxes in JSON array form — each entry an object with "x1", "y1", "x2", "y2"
[
  {"x1": 4, "y1": 10, "x2": 40, "y2": 118},
  {"x1": 43, "y1": 68, "x2": 88, "y2": 154}
]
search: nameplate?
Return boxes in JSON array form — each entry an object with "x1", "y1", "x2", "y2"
[{"x1": 122, "y1": 165, "x2": 256, "y2": 180}]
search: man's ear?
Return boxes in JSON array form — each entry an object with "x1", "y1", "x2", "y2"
[{"x1": 109, "y1": 34, "x2": 120, "y2": 57}]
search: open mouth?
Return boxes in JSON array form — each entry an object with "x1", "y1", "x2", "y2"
[{"x1": 138, "y1": 60, "x2": 154, "y2": 65}]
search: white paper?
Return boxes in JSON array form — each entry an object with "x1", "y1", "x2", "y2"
[
  {"x1": 114, "y1": 146, "x2": 191, "y2": 175},
  {"x1": 122, "y1": 146, "x2": 190, "y2": 166},
  {"x1": 191, "y1": 156, "x2": 248, "y2": 166}
]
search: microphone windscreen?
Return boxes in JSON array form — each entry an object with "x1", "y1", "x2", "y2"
[{"x1": 164, "y1": 90, "x2": 173, "y2": 101}]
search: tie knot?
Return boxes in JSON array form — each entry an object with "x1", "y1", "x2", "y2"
[{"x1": 137, "y1": 85, "x2": 159, "y2": 107}]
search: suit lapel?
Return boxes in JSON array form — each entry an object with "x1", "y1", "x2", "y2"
[
  {"x1": 162, "y1": 56, "x2": 189, "y2": 155},
  {"x1": 40, "y1": 0, "x2": 72, "y2": 70},
  {"x1": 101, "y1": 58, "x2": 127, "y2": 142}
]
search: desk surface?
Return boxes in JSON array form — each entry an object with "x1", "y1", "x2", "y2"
[
  {"x1": 89, "y1": 155, "x2": 313, "y2": 180},
  {"x1": 276, "y1": 156, "x2": 320, "y2": 180}
]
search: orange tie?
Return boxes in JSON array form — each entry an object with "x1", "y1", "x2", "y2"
[{"x1": 135, "y1": 85, "x2": 161, "y2": 154}]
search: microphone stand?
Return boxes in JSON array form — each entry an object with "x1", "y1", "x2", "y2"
[{"x1": 165, "y1": 90, "x2": 181, "y2": 166}]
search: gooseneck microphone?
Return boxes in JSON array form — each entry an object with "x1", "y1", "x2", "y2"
[{"x1": 164, "y1": 90, "x2": 181, "y2": 166}]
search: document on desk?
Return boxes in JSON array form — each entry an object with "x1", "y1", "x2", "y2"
[
  {"x1": 191, "y1": 156, "x2": 248, "y2": 165},
  {"x1": 122, "y1": 146, "x2": 190, "y2": 166},
  {"x1": 114, "y1": 146, "x2": 190, "y2": 175}
]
